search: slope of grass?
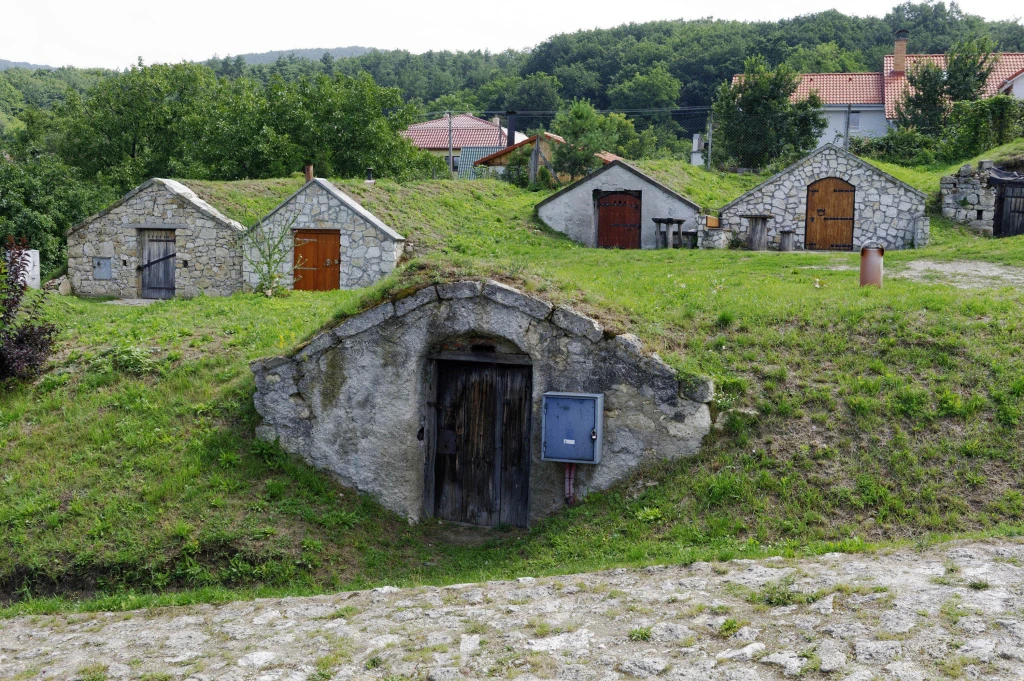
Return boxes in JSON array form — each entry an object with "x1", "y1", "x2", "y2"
[
  {"x1": 631, "y1": 160, "x2": 766, "y2": 210},
  {"x1": 866, "y1": 137, "x2": 1024, "y2": 195},
  {"x1": 4, "y1": 174, "x2": 1024, "y2": 616}
]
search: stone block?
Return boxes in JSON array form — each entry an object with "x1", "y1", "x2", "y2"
[
  {"x1": 437, "y1": 280, "x2": 482, "y2": 299},
  {"x1": 395, "y1": 286, "x2": 439, "y2": 316},
  {"x1": 482, "y1": 280, "x2": 552, "y2": 320},
  {"x1": 332, "y1": 303, "x2": 395, "y2": 339},
  {"x1": 551, "y1": 306, "x2": 603, "y2": 343}
]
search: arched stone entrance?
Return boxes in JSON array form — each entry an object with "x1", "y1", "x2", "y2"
[{"x1": 251, "y1": 280, "x2": 713, "y2": 525}]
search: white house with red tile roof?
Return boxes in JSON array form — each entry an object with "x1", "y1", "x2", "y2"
[
  {"x1": 733, "y1": 31, "x2": 1024, "y2": 149},
  {"x1": 400, "y1": 113, "x2": 527, "y2": 173}
]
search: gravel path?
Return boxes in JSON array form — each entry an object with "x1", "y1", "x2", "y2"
[{"x1": 2, "y1": 540, "x2": 1023, "y2": 681}]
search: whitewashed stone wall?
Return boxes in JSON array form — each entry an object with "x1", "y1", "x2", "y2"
[
  {"x1": 251, "y1": 280, "x2": 713, "y2": 524},
  {"x1": 67, "y1": 179, "x2": 245, "y2": 298},
  {"x1": 940, "y1": 162, "x2": 996, "y2": 236},
  {"x1": 246, "y1": 179, "x2": 404, "y2": 290},
  {"x1": 720, "y1": 145, "x2": 929, "y2": 250}
]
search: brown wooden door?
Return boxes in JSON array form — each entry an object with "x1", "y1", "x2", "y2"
[
  {"x1": 805, "y1": 178, "x2": 855, "y2": 251},
  {"x1": 293, "y1": 230, "x2": 340, "y2": 291},
  {"x1": 140, "y1": 230, "x2": 176, "y2": 299},
  {"x1": 597, "y1": 193, "x2": 642, "y2": 249},
  {"x1": 994, "y1": 185, "x2": 1024, "y2": 238},
  {"x1": 433, "y1": 361, "x2": 532, "y2": 527}
]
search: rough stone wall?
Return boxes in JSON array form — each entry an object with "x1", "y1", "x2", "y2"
[
  {"x1": 720, "y1": 146, "x2": 928, "y2": 250},
  {"x1": 68, "y1": 180, "x2": 244, "y2": 298},
  {"x1": 251, "y1": 280, "x2": 713, "y2": 524},
  {"x1": 940, "y1": 163, "x2": 996, "y2": 236},
  {"x1": 696, "y1": 216, "x2": 728, "y2": 249},
  {"x1": 246, "y1": 180, "x2": 403, "y2": 290},
  {"x1": 537, "y1": 164, "x2": 701, "y2": 249}
]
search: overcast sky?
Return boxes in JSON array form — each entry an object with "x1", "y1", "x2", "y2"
[{"x1": 5, "y1": 0, "x2": 1022, "y2": 69}]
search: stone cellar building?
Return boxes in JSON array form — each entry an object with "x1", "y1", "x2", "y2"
[
  {"x1": 719, "y1": 144, "x2": 930, "y2": 251},
  {"x1": 250, "y1": 178, "x2": 404, "y2": 291},
  {"x1": 67, "y1": 178, "x2": 246, "y2": 299}
]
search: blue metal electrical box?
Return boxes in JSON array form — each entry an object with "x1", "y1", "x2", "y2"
[{"x1": 541, "y1": 392, "x2": 604, "y2": 464}]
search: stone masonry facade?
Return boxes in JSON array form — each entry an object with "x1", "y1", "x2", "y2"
[
  {"x1": 720, "y1": 144, "x2": 930, "y2": 250},
  {"x1": 250, "y1": 280, "x2": 713, "y2": 524},
  {"x1": 247, "y1": 178, "x2": 404, "y2": 290},
  {"x1": 940, "y1": 161, "x2": 997, "y2": 236},
  {"x1": 68, "y1": 179, "x2": 245, "y2": 298}
]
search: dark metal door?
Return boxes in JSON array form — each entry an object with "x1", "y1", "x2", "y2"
[
  {"x1": 597, "y1": 193, "x2": 641, "y2": 249},
  {"x1": 293, "y1": 230, "x2": 340, "y2": 291},
  {"x1": 805, "y1": 178, "x2": 855, "y2": 251},
  {"x1": 433, "y1": 361, "x2": 532, "y2": 527},
  {"x1": 994, "y1": 185, "x2": 1024, "y2": 238},
  {"x1": 141, "y1": 230, "x2": 176, "y2": 299}
]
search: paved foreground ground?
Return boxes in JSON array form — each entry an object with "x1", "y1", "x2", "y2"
[{"x1": 2, "y1": 540, "x2": 1023, "y2": 681}]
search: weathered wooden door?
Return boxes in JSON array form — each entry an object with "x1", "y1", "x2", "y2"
[
  {"x1": 140, "y1": 230, "x2": 176, "y2": 299},
  {"x1": 993, "y1": 185, "x2": 1024, "y2": 238},
  {"x1": 805, "y1": 178, "x2": 855, "y2": 251},
  {"x1": 597, "y1": 193, "x2": 642, "y2": 249},
  {"x1": 433, "y1": 361, "x2": 532, "y2": 527},
  {"x1": 293, "y1": 230, "x2": 340, "y2": 291}
]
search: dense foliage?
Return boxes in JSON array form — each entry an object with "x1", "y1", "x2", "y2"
[
  {"x1": 711, "y1": 56, "x2": 826, "y2": 169},
  {"x1": 0, "y1": 238, "x2": 56, "y2": 380}
]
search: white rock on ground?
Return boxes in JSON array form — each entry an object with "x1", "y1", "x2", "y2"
[{"x1": 1, "y1": 540, "x2": 1023, "y2": 680}]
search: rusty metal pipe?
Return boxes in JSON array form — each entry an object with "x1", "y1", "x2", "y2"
[{"x1": 860, "y1": 242, "x2": 884, "y2": 287}]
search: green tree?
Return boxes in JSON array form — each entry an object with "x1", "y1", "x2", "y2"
[
  {"x1": 945, "y1": 37, "x2": 995, "y2": 101},
  {"x1": 551, "y1": 100, "x2": 617, "y2": 179},
  {"x1": 607, "y1": 66, "x2": 681, "y2": 111},
  {"x1": 712, "y1": 55, "x2": 826, "y2": 169},
  {"x1": 785, "y1": 42, "x2": 869, "y2": 73},
  {"x1": 895, "y1": 60, "x2": 948, "y2": 135}
]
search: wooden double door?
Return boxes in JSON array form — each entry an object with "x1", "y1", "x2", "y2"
[
  {"x1": 597, "y1": 192, "x2": 642, "y2": 249},
  {"x1": 293, "y1": 230, "x2": 340, "y2": 291},
  {"x1": 140, "y1": 229, "x2": 176, "y2": 299},
  {"x1": 430, "y1": 360, "x2": 532, "y2": 528},
  {"x1": 994, "y1": 184, "x2": 1024, "y2": 238},
  {"x1": 805, "y1": 178, "x2": 855, "y2": 251}
]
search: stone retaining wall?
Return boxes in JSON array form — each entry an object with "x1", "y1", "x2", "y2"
[
  {"x1": 251, "y1": 280, "x2": 713, "y2": 524},
  {"x1": 940, "y1": 162, "x2": 997, "y2": 236}
]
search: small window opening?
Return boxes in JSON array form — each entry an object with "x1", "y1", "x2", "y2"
[
  {"x1": 976, "y1": 210, "x2": 984, "y2": 220},
  {"x1": 122, "y1": 259, "x2": 128, "y2": 267},
  {"x1": 471, "y1": 343, "x2": 496, "y2": 353}
]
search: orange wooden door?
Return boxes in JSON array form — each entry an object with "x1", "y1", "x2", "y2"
[
  {"x1": 597, "y1": 193, "x2": 642, "y2": 249},
  {"x1": 805, "y1": 178, "x2": 855, "y2": 251},
  {"x1": 293, "y1": 230, "x2": 340, "y2": 291}
]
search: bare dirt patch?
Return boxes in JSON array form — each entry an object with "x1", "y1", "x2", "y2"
[{"x1": 895, "y1": 259, "x2": 1024, "y2": 289}]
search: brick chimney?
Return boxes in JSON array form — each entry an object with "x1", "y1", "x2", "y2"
[
  {"x1": 304, "y1": 164, "x2": 314, "y2": 182},
  {"x1": 893, "y1": 29, "x2": 909, "y2": 74}
]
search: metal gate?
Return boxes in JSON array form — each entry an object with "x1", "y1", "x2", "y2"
[
  {"x1": 994, "y1": 184, "x2": 1024, "y2": 238},
  {"x1": 140, "y1": 230, "x2": 176, "y2": 299},
  {"x1": 430, "y1": 360, "x2": 532, "y2": 528},
  {"x1": 805, "y1": 178, "x2": 855, "y2": 251},
  {"x1": 597, "y1": 192, "x2": 642, "y2": 249}
]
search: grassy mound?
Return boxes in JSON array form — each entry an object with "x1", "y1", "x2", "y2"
[{"x1": 3, "y1": 170, "x2": 1024, "y2": 615}]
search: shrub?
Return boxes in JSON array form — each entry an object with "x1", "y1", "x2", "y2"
[
  {"x1": 849, "y1": 128, "x2": 936, "y2": 166},
  {"x1": 0, "y1": 237, "x2": 57, "y2": 380}
]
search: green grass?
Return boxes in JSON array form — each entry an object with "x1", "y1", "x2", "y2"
[
  {"x1": 865, "y1": 137, "x2": 1024, "y2": 195},
  {"x1": 632, "y1": 160, "x2": 767, "y2": 211},
  {"x1": 4, "y1": 165, "x2": 1024, "y2": 616}
]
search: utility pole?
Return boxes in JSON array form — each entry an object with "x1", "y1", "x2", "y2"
[
  {"x1": 705, "y1": 109, "x2": 713, "y2": 172},
  {"x1": 446, "y1": 110, "x2": 454, "y2": 175}
]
